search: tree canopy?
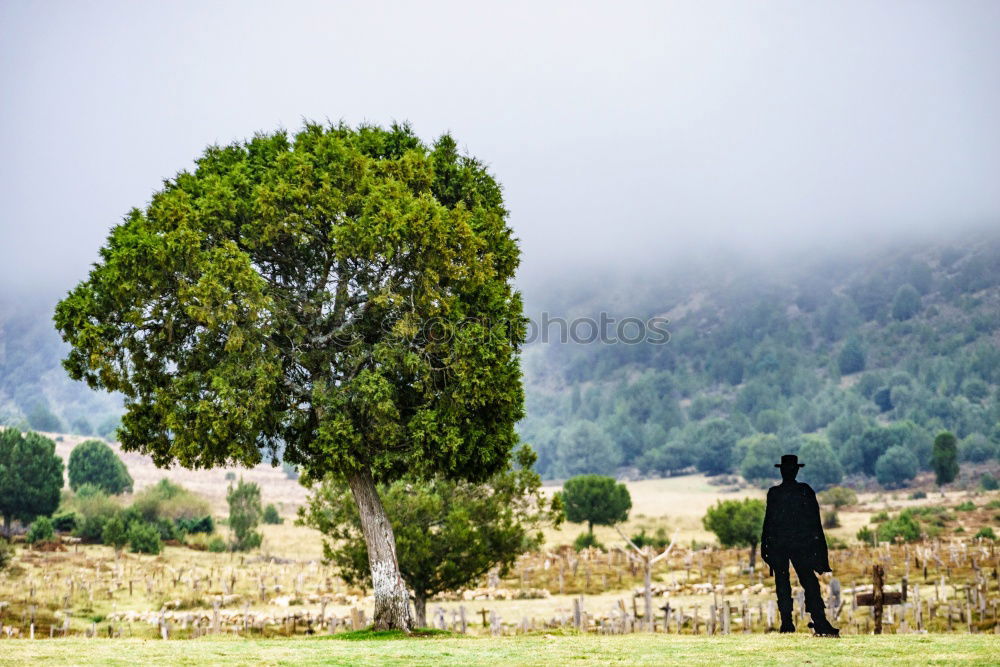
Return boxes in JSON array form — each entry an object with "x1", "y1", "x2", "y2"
[
  {"x1": 0, "y1": 429, "x2": 64, "y2": 535},
  {"x1": 558, "y1": 474, "x2": 631, "y2": 535},
  {"x1": 931, "y1": 431, "x2": 959, "y2": 486},
  {"x1": 702, "y1": 497, "x2": 765, "y2": 569},
  {"x1": 68, "y1": 439, "x2": 134, "y2": 495}
]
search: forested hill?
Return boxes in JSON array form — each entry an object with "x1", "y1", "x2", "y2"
[{"x1": 518, "y1": 231, "x2": 1000, "y2": 486}]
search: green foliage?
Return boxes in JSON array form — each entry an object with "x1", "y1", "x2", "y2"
[
  {"x1": 175, "y1": 515, "x2": 214, "y2": 534},
  {"x1": 552, "y1": 422, "x2": 622, "y2": 477},
  {"x1": 702, "y1": 498, "x2": 766, "y2": 548},
  {"x1": 207, "y1": 535, "x2": 227, "y2": 552},
  {"x1": 68, "y1": 439, "x2": 133, "y2": 495},
  {"x1": 981, "y1": 473, "x2": 999, "y2": 491},
  {"x1": 817, "y1": 486, "x2": 858, "y2": 508},
  {"x1": 959, "y1": 433, "x2": 996, "y2": 463},
  {"x1": 891, "y1": 284, "x2": 922, "y2": 321},
  {"x1": 573, "y1": 532, "x2": 603, "y2": 552},
  {"x1": 262, "y1": 504, "x2": 283, "y2": 525},
  {"x1": 51, "y1": 511, "x2": 79, "y2": 532},
  {"x1": 822, "y1": 509, "x2": 839, "y2": 529},
  {"x1": 974, "y1": 526, "x2": 996, "y2": 541},
  {"x1": 558, "y1": 475, "x2": 631, "y2": 534},
  {"x1": 127, "y1": 520, "x2": 162, "y2": 554},
  {"x1": 0, "y1": 429, "x2": 64, "y2": 532},
  {"x1": 26, "y1": 403, "x2": 63, "y2": 432},
  {"x1": 65, "y1": 485, "x2": 120, "y2": 541},
  {"x1": 54, "y1": 122, "x2": 525, "y2": 490},
  {"x1": 856, "y1": 526, "x2": 877, "y2": 546},
  {"x1": 132, "y1": 479, "x2": 210, "y2": 522},
  {"x1": 954, "y1": 501, "x2": 976, "y2": 512},
  {"x1": 838, "y1": 336, "x2": 866, "y2": 375},
  {"x1": 227, "y1": 478, "x2": 263, "y2": 552},
  {"x1": 693, "y1": 419, "x2": 739, "y2": 475},
  {"x1": 931, "y1": 432, "x2": 959, "y2": 486},
  {"x1": 25, "y1": 516, "x2": 54, "y2": 544},
  {"x1": 301, "y1": 446, "x2": 561, "y2": 622},
  {"x1": 875, "y1": 446, "x2": 918, "y2": 488},
  {"x1": 877, "y1": 511, "x2": 921, "y2": 543},
  {"x1": 797, "y1": 436, "x2": 843, "y2": 490},
  {"x1": 0, "y1": 537, "x2": 12, "y2": 571},
  {"x1": 737, "y1": 433, "x2": 782, "y2": 483},
  {"x1": 910, "y1": 490, "x2": 927, "y2": 499},
  {"x1": 101, "y1": 515, "x2": 129, "y2": 549},
  {"x1": 629, "y1": 527, "x2": 670, "y2": 549}
]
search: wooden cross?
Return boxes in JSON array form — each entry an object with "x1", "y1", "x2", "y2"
[{"x1": 855, "y1": 565, "x2": 906, "y2": 634}]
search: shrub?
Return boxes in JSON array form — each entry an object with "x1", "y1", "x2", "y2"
[
  {"x1": 974, "y1": 527, "x2": 996, "y2": 541},
  {"x1": 67, "y1": 486, "x2": 120, "y2": 542},
  {"x1": 875, "y1": 446, "x2": 918, "y2": 488},
  {"x1": 207, "y1": 536, "x2": 227, "y2": 553},
  {"x1": 877, "y1": 511, "x2": 921, "y2": 543},
  {"x1": 630, "y1": 527, "x2": 670, "y2": 549},
  {"x1": 932, "y1": 432, "x2": 959, "y2": 486},
  {"x1": 227, "y1": 479, "x2": 263, "y2": 551},
  {"x1": 955, "y1": 501, "x2": 976, "y2": 512},
  {"x1": 262, "y1": 504, "x2": 283, "y2": 525},
  {"x1": 856, "y1": 526, "x2": 877, "y2": 546},
  {"x1": 981, "y1": 473, "x2": 999, "y2": 491},
  {"x1": 909, "y1": 490, "x2": 927, "y2": 500},
  {"x1": 818, "y1": 486, "x2": 858, "y2": 508},
  {"x1": 573, "y1": 531, "x2": 603, "y2": 551},
  {"x1": 872, "y1": 511, "x2": 890, "y2": 523},
  {"x1": 26, "y1": 517, "x2": 54, "y2": 544},
  {"x1": 101, "y1": 516, "x2": 128, "y2": 550},
  {"x1": 838, "y1": 337, "x2": 866, "y2": 375},
  {"x1": 822, "y1": 510, "x2": 840, "y2": 529},
  {"x1": 132, "y1": 479, "x2": 210, "y2": 522},
  {"x1": 51, "y1": 512, "x2": 79, "y2": 533},
  {"x1": 127, "y1": 521, "x2": 162, "y2": 554},
  {"x1": 826, "y1": 535, "x2": 848, "y2": 550},
  {"x1": 176, "y1": 516, "x2": 214, "y2": 534},
  {"x1": 225, "y1": 472, "x2": 236, "y2": 481},
  {"x1": 960, "y1": 434, "x2": 997, "y2": 463},
  {"x1": 68, "y1": 440, "x2": 133, "y2": 495}
]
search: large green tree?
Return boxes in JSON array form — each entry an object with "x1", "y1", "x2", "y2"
[
  {"x1": 558, "y1": 474, "x2": 631, "y2": 535},
  {"x1": 0, "y1": 429, "x2": 64, "y2": 535},
  {"x1": 931, "y1": 431, "x2": 959, "y2": 486},
  {"x1": 301, "y1": 446, "x2": 562, "y2": 626},
  {"x1": 53, "y1": 123, "x2": 525, "y2": 630},
  {"x1": 68, "y1": 439, "x2": 134, "y2": 494}
]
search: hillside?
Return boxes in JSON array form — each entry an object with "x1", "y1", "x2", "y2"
[{"x1": 518, "y1": 231, "x2": 1000, "y2": 484}]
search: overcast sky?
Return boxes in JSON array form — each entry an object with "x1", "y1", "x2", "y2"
[{"x1": 2, "y1": 0, "x2": 999, "y2": 297}]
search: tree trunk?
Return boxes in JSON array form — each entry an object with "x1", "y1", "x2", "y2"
[
  {"x1": 749, "y1": 542, "x2": 757, "y2": 572},
  {"x1": 346, "y1": 467, "x2": 412, "y2": 632},
  {"x1": 644, "y1": 557, "x2": 653, "y2": 631},
  {"x1": 3, "y1": 514, "x2": 10, "y2": 538},
  {"x1": 414, "y1": 592, "x2": 427, "y2": 628},
  {"x1": 588, "y1": 520, "x2": 593, "y2": 536}
]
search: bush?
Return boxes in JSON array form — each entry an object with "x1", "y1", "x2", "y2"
[
  {"x1": 208, "y1": 535, "x2": 227, "y2": 552},
  {"x1": 132, "y1": 479, "x2": 210, "y2": 522},
  {"x1": 955, "y1": 501, "x2": 976, "y2": 512},
  {"x1": 981, "y1": 473, "x2": 999, "y2": 491},
  {"x1": 66, "y1": 486, "x2": 120, "y2": 542},
  {"x1": 630, "y1": 527, "x2": 670, "y2": 549},
  {"x1": 838, "y1": 337, "x2": 866, "y2": 375},
  {"x1": 26, "y1": 517, "x2": 54, "y2": 544},
  {"x1": 101, "y1": 516, "x2": 128, "y2": 550},
  {"x1": 176, "y1": 515, "x2": 214, "y2": 534},
  {"x1": 932, "y1": 432, "x2": 959, "y2": 486},
  {"x1": 127, "y1": 521, "x2": 162, "y2": 554},
  {"x1": 227, "y1": 479, "x2": 263, "y2": 551},
  {"x1": 68, "y1": 440, "x2": 133, "y2": 495},
  {"x1": 818, "y1": 486, "x2": 858, "y2": 508},
  {"x1": 51, "y1": 512, "x2": 79, "y2": 533},
  {"x1": 959, "y1": 434, "x2": 996, "y2": 463},
  {"x1": 573, "y1": 531, "x2": 603, "y2": 551},
  {"x1": 909, "y1": 490, "x2": 927, "y2": 500},
  {"x1": 262, "y1": 504, "x2": 283, "y2": 525},
  {"x1": 822, "y1": 509, "x2": 840, "y2": 529},
  {"x1": 877, "y1": 511, "x2": 921, "y2": 543},
  {"x1": 0, "y1": 538, "x2": 12, "y2": 570},
  {"x1": 856, "y1": 526, "x2": 876, "y2": 546},
  {"x1": 974, "y1": 527, "x2": 996, "y2": 541},
  {"x1": 225, "y1": 472, "x2": 236, "y2": 481}
]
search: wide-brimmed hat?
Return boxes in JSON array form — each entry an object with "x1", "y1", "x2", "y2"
[{"x1": 775, "y1": 454, "x2": 805, "y2": 468}]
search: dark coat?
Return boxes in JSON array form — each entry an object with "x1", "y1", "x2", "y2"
[{"x1": 760, "y1": 480, "x2": 831, "y2": 573}]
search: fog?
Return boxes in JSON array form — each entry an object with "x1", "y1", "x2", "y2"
[{"x1": 2, "y1": 1, "x2": 999, "y2": 297}]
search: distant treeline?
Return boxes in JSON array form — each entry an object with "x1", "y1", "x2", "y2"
[{"x1": 519, "y1": 233, "x2": 1000, "y2": 485}]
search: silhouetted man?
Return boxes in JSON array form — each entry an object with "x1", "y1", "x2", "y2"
[{"x1": 760, "y1": 454, "x2": 839, "y2": 637}]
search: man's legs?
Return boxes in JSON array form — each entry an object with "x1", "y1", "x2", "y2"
[
  {"x1": 790, "y1": 552, "x2": 839, "y2": 635},
  {"x1": 772, "y1": 554, "x2": 795, "y2": 631}
]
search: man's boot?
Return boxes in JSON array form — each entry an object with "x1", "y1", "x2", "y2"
[
  {"x1": 808, "y1": 614, "x2": 840, "y2": 637},
  {"x1": 778, "y1": 603, "x2": 795, "y2": 633}
]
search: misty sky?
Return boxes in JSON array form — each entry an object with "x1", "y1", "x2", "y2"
[{"x1": 2, "y1": 1, "x2": 999, "y2": 297}]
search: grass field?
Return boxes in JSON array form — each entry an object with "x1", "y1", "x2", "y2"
[{"x1": 2, "y1": 633, "x2": 997, "y2": 665}]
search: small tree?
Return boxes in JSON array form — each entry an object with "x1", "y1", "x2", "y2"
[
  {"x1": 891, "y1": 284, "x2": 921, "y2": 321},
  {"x1": 68, "y1": 439, "x2": 134, "y2": 495},
  {"x1": 301, "y1": 446, "x2": 561, "y2": 627},
  {"x1": 101, "y1": 515, "x2": 129, "y2": 550},
  {"x1": 559, "y1": 474, "x2": 631, "y2": 536},
  {"x1": 26, "y1": 516, "x2": 54, "y2": 544},
  {"x1": 0, "y1": 429, "x2": 64, "y2": 535},
  {"x1": 797, "y1": 436, "x2": 843, "y2": 491},
  {"x1": 838, "y1": 337, "x2": 866, "y2": 375},
  {"x1": 818, "y1": 486, "x2": 858, "y2": 508},
  {"x1": 702, "y1": 498, "x2": 766, "y2": 570},
  {"x1": 931, "y1": 431, "x2": 959, "y2": 487},
  {"x1": 262, "y1": 504, "x2": 283, "y2": 525},
  {"x1": 227, "y1": 479, "x2": 263, "y2": 551},
  {"x1": 127, "y1": 521, "x2": 162, "y2": 554},
  {"x1": 875, "y1": 446, "x2": 918, "y2": 488}
]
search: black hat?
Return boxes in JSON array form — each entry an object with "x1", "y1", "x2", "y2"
[{"x1": 775, "y1": 454, "x2": 805, "y2": 468}]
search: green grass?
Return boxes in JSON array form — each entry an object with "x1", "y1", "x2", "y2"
[{"x1": 1, "y1": 633, "x2": 997, "y2": 666}]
